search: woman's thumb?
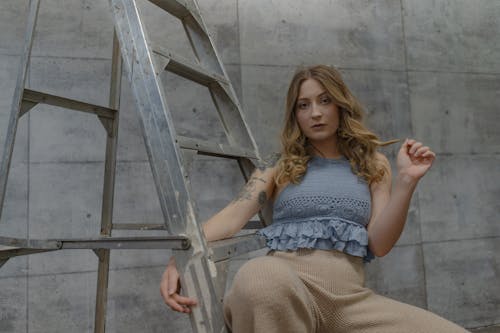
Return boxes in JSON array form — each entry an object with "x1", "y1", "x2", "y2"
[{"x1": 168, "y1": 269, "x2": 179, "y2": 295}]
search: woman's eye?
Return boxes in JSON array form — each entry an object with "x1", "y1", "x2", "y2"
[
  {"x1": 297, "y1": 102, "x2": 308, "y2": 109},
  {"x1": 321, "y1": 97, "x2": 331, "y2": 104}
]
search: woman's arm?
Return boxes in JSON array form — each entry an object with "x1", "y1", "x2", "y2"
[
  {"x1": 367, "y1": 139, "x2": 436, "y2": 257},
  {"x1": 161, "y1": 157, "x2": 279, "y2": 313},
  {"x1": 202, "y1": 160, "x2": 278, "y2": 241}
]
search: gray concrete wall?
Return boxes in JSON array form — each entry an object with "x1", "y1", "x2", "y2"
[{"x1": 0, "y1": 0, "x2": 498, "y2": 332}]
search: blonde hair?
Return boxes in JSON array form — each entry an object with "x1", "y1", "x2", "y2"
[{"x1": 275, "y1": 65, "x2": 398, "y2": 186}]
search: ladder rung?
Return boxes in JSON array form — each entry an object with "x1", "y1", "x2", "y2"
[
  {"x1": 147, "y1": 0, "x2": 191, "y2": 19},
  {"x1": 59, "y1": 236, "x2": 190, "y2": 250},
  {"x1": 177, "y1": 135, "x2": 257, "y2": 160},
  {"x1": 153, "y1": 46, "x2": 228, "y2": 86},
  {"x1": 242, "y1": 220, "x2": 264, "y2": 229},
  {"x1": 22, "y1": 89, "x2": 116, "y2": 119},
  {"x1": 0, "y1": 247, "x2": 55, "y2": 260},
  {"x1": 0, "y1": 236, "x2": 190, "y2": 257},
  {"x1": 0, "y1": 237, "x2": 59, "y2": 260},
  {"x1": 208, "y1": 233, "x2": 267, "y2": 262},
  {"x1": 0, "y1": 236, "x2": 60, "y2": 249},
  {"x1": 112, "y1": 223, "x2": 166, "y2": 230}
]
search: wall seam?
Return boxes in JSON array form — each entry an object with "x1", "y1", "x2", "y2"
[
  {"x1": 236, "y1": 0, "x2": 243, "y2": 108},
  {"x1": 399, "y1": 0, "x2": 429, "y2": 310},
  {"x1": 26, "y1": 42, "x2": 31, "y2": 333}
]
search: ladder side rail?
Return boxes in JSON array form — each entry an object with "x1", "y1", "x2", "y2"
[
  {"x1": 21, "y1": 89, "x2": 116, "y2": 118},
  {"x1": 109, "y1": 1, "x2": 225, "y2": 332},
  {"x1": 208, "y1": 85, "x2": 256, "y2": 151},
  {"x1": 181, "y1": 9, "x2": 261, "y2": 157},
  {"x1": 110, "y1": 0, "x2": 188, "y2": 234},
  {"x1": 0, "y1": 0, "x2": 40, "y2": 220},
  {"x1": 148, "y1": 0, "x2": 191, "y2": 18},
  {"x1": 94, "y1": 29, "x2": 123, "y2": 333}
]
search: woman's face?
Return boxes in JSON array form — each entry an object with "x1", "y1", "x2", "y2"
[{"x1": 295, "y1": 78, "x2": 340, "y2": 147}]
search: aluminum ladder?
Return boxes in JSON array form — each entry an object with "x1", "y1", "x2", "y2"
[{"x1": 0, "y1": 0, "x2": 271, "y2": 332}]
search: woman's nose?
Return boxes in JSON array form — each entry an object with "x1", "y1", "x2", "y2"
[{"x1": 311, "y1": 103, "x2": 322, "y2": 117}]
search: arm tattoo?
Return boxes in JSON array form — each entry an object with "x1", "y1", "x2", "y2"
[
  {"x1": 258, "y1": 191, "x2": 267, "y2": 206},
  {"x1": 232, "y1": 177, "x2": 266, "y2": 203},
  {"x1": 256, "y1": 152, "x2": 281, "y2": 171}
]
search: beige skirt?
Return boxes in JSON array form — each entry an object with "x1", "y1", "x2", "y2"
[{"x1": 223, "y1": 248, "x2": 470, "y2": 333}]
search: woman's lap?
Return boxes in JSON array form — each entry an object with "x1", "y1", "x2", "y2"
[{"x1": 223, "y1": 251, "x2": 469, "y2": 333}]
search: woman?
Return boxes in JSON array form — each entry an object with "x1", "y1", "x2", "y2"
[{"x1": 160, "y1": 65, "x2": 469, "y2": 333}]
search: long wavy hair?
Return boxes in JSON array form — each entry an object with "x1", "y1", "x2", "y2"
[{"x1": 275, "y1": 65, "x2": 398, "y2": 186}]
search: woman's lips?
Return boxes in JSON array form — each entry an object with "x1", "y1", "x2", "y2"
[{"x1": 311, "y1": 124, "x2": 325, "y2": 129}]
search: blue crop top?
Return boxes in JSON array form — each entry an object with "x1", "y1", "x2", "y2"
[{"x1": 257, "y1": 155, "x2": 375, "y2": 263}]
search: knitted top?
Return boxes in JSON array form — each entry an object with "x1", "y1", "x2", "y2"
[{"x1": 257, "y1": 155, "x2": 375, "y2": 263}]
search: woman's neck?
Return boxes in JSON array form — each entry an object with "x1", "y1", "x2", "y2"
[{"x1": 308, "y1": 140, "x2": 342, "y2": 159}]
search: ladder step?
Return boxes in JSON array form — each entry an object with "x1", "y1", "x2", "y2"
[
  {"x1": 0, "y1": 246, "x2": 55, "y2": 260},
  {"x1": 21, "y1": 89, "x2": 116, "y2": 119},
  {"x1": 147, "y1": 0, "x2": 191, "y2": 19},
  {"x1": 152, "y1": 46, "x2": 228, "y2": 86},
  {"x1": 0, "y1": 236, "x2": 60, "y2": 249},
  {"x1": 177, "y1": 135, "x2": 257, "y2": 159},
  {"x1": 59, "y1": 236, "x2": 190, "y2": 250},
  {"x1": 0, "y1": 236, "x2": 190, "y2": 258},
  {"x1": 0, "y1": 237, "x2": 60, "y2": 260},
  {"x1": 208, "y1": 233, "x2": 267, "y2": 262},
  {"x1": 111, "y1": 223, "x2": 166, "y2": 230},
  {"x1": 243, "y1": 220, "x2": 264, "y2": 229}
]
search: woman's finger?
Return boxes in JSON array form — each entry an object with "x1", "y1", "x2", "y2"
[
  {"x1": 160, "y1": 268, "x2": 171, "y2": 303},
  {"x1": 172, "y1": 293, "x2": 198, "y2": 307},
  {"x1": 167, "y1": 266, "x2": 179, "y2": 296},
  {"x1": 408, "y1": 142, "x2": 423, "y2": 155},
  {"x1": 414, "y1": 146, "x2": 429, "y2": 157},
  {"x1": 407, "y1": 138, "x2": 416, "y2": 146},
  {"x1": 422, "y1": 150, "x2": 436, "y2": 160},
  {"x1": 165, "y1": 295, "x2": 187, "y2": 313}
]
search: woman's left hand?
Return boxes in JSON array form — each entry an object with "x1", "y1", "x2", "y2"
[{"x1": 396, "y1": 138, "x2": 436, "y2": 180}]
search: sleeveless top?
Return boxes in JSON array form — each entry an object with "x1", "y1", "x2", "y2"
[{"x1": 257, "y1": 155, "x2": 375, "y2": 263}]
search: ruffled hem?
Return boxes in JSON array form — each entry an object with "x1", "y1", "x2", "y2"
[{"x1": 257, "y1": 218, "x2": 375, "y2": 263}]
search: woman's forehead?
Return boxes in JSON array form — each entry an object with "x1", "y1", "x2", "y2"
[{"x1": 298, "y1": 78, "x2": 327, "y2": 99}]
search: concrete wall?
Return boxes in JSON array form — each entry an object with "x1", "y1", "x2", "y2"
[{"x1": 0, "y1": 0, "x2": 498, "y2": 332}]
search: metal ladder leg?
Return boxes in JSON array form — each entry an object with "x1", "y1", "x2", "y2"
[
  {"x1": 109, "y1": 1, "x2": 226, "y2": 331},
  {"x1": 94, "y1": 29, "x2": 123, "y2": 333},
  {"x1": 0, "y1": 0, "x2": 40, "y2": 221}
]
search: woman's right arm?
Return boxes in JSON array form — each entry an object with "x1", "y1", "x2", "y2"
[
  {"x1": 202, "y1": 162, "x2": 278, "y2": 242},
  {"x1": 160, "y1": 159, "x2": 279, "y2": 313}
]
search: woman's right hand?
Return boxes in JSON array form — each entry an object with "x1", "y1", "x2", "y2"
[{"x1": 160, "y1": 257, "x2": 198, "y2": 313}]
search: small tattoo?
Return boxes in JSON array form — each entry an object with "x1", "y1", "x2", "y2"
[
  {"x1": 256, "y1": 152, "x2": 281, "y2": 171},
  {"x1": 258, "y1": 191, "x2": 267, "y2": 206},
  {"x1": 232, "y1": 177, "x2": 266, "y2": 203}
]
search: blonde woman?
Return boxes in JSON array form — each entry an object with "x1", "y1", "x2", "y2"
[{"x1": 160, "y1": 65, "x2": 469, "y2": 333}]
